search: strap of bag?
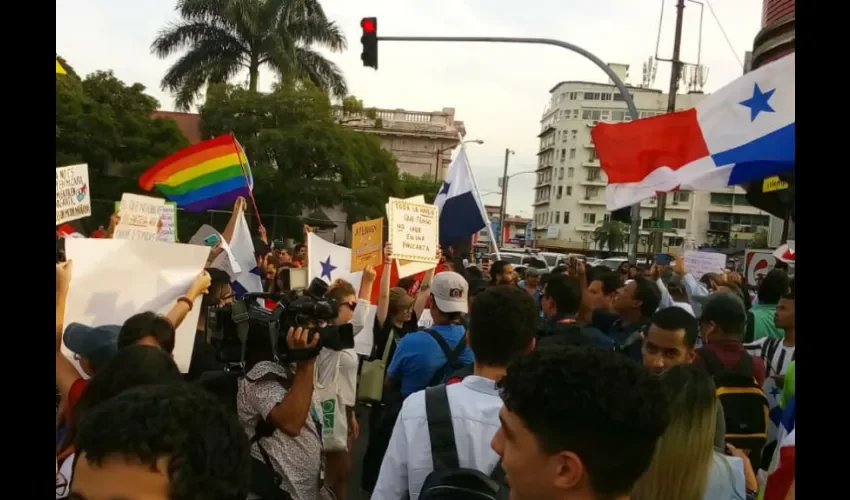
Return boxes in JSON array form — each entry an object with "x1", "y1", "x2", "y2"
[
  {"x1": 252, "y1": 420, "x2": 283, "y2": 486},
  {"x1": 425, "y1": 329, "x2": 467, "y2": 365},
  {"x1": 425, "y1": 385, "x2": 459, "y2": 471}
]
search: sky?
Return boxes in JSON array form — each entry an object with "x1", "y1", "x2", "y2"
[{"x1": 57, "y1": 0, "x2": 763, "y2": 218}]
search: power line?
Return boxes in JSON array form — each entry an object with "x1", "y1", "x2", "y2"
[{"x1": 705, "y1": 0, "x2": 744, "y2": 69}]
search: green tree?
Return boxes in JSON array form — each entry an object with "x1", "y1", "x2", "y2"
[
  {"x1": 751, "y1": 228, "x2": 769, "y2": 248},
  {"x1": 199, "y1": 82, "x2": 400, "y2": 239},
  {"x1": 56, "y1": 68, "x2": 188, "y2": 229},
  {"x1": 399, "y1": 173, "x2": 440, "y2": 204},
  {"x1": 593, "y1": 220, "x2": 628, "y2": 252},
  {"x1": 152, "y1": 0, "x2": 347, "y2": 110}
]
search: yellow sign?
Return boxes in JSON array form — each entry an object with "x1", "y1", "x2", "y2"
[
  {"x1": 351, "y1": 217, "x2": 384, "y2": 272},
  {"x1": 56, "y1": 59, "x2": 67, "y2": 75},
  {"x1": 762, "y1": 176, "x2": 789, "y2": 193}
]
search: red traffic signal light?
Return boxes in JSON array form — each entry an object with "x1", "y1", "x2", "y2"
[{"x1": 360, "y1": 17, "x2": 378, "y2": 70}]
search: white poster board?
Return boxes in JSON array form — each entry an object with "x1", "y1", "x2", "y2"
[
  {"x1": 683, "y1": 250, "x2": 727, "y2": 279},
  {"x1": 386, "y1": 196, "x2": 438, "y2": 278},
  {"x1": 115, "y1": 193, "x2": 165, "y2": 241},
  {"x1": 387, "y1": 198, "x2": 439, "y2": 265},
  {"x1": 56, "y1": 164, "x2": 92, "y2": 225},
  {"x1": 62, "y1": 238, "x2": 210, "y2": 373}
]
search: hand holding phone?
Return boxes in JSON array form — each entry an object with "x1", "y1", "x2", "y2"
[
  {"x1": 203, "y1": 233, "x2": 221, "y2": 247},
  {"x1": 655, "y1": 253, "x2": 672, "y2": 266}
]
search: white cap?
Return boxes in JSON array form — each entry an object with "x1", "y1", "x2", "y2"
[{"x1": 431, "y1": 271, "x2": 469, "y2": 314}]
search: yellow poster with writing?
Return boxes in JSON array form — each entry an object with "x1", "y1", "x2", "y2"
[{"x1": 351, "y1": 217, "x2": 384, "y2": 271}]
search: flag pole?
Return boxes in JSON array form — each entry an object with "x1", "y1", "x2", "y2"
[
  {"x1": 456, "y1": 133, "x2": 501, "y2": 260},
  {"x1": 230, "y1": 133, "x2": 264, "y2": 228}
]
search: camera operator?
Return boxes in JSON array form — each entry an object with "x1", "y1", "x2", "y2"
[
  {"x1": 237, "y1": 326, "x2": 332, "y2": 500},
  {"x1": 187, "y1": 268, "x2": 233, "y2": 381}
]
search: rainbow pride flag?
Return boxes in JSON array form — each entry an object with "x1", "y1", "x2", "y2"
[{"x1": 139, "y1": 133, "x2": 253, "y2": 212}]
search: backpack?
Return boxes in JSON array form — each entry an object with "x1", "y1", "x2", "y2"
[
  {"x1": 424, "y1": 329, "x2": 468, "y2": 388},
  {"x1": 697, "y1": 348, "x2": 769, "y2": 453},
  {"x1": 446, "y1": 364, "x2": 474, "y2": 385},
  {"x1": 419, "y1": 385, "x2": 508, "y2": 500}
]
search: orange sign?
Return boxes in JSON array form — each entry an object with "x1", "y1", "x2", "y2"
[{"x1": 351, "y1": 217, "x2": 383, "y2": 271}]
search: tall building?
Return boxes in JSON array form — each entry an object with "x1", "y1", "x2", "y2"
[
  {"x1": 337, "y1": 107, "x2": 465, "y2": 181},
  {"x1": 532, "y1": 64, "x2": 705, "y2": 252}
]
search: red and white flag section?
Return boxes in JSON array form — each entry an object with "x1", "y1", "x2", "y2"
[{"x1": 591, "y1": 53, "x2": 795, "y2": 210}]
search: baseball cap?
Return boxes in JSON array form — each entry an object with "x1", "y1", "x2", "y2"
[
  {"x1": 389, "y1": 287, "x2": 415, "y2": 310},
  {"x1": 431, "y1": 271, "x2": 469, "y2": 314},
  {"x1": 64, "y1": 323, "x2": 121, "y2": 370}
]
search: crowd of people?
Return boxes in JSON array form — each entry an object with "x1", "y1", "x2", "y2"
[{"x1": 55, "y1": 197, "x2": 796, "y2": 500}]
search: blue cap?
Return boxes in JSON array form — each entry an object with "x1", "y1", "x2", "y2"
[{"x1": 63, "y1": 323, "x2": 121, "y2": 370}]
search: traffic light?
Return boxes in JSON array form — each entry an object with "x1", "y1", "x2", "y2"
[{"x1": 360, "y1": 17, "x2": 378, "y2": 69}]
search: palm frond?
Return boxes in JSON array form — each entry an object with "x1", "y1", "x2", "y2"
[{"x1": 292, "y1": 47, "x2": 347, "y2": 98}]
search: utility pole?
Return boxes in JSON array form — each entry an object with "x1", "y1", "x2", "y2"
[
  {"x1": 654, "y1": 0, "x2": 686, "y2": 254},
  {"x1": 498, "y1": 148, "x2": 513, "y2": 248}
]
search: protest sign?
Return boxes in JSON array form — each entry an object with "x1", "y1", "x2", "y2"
[
  {"x1": 56, "y1": 164, "x2": 91, "y2": 225},
  {"x1": 386, "y1": 196, "x2": 437, "y2": 278},
  {"x1": 351, "y1": 217, "x2": 383, "y2": 271},
  {"x1": 387, "y1": 198, "x2": 439, "y2": 265},
  {"x1": 189, "y1": 225, "x2": 242, "y2": 279},
  {"x1": 115, "y1": 200, "x2": 177, "y2": 243},
  {"x1": 683, "y1": 250, "x2": 727, "y2": 279},
  {"x1": 114, "y1": 194, "x2": 165, "y2": 241},
  {"x1": 62, "y1": 238, "x2": 210, "y2": 373}
]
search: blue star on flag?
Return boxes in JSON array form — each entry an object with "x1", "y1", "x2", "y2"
[
  {"x1": 739, "y1": 83, "x2": 776, "y2": 121},
  {"x1": 439, "y1": 181, "x2": 451, "y2": 196},
  {"x1": 319, "y1": 256, "x2": 337, "y2": 280},
  {"x1": 770, "y1": 385, "x2": 781, "y2": 398}
]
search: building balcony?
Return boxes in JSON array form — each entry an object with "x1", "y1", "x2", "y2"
[
  {"x1": 537, "y1": 123, "x2": 557, "y2": 138},
  {"x1": 582, "y1": 160, "x2": 600, "y2": 167},
  {"x1": 579, "y1": 178, "x2": 606, "y2": 187},
  {"x1": 537, "y1": 144, "x2": 556, "y2": 155},
  {"x1": 578, "y1": 198, "x2": 606, "y2": 206},
  {"x1": 583, "y1": 143, "x2": 595, "y2": 149},
  {"x1": 536, "y1": 179, "x2": 553, "y2": 188},
  {"x1": 536, "y1": 162, "x2": 554, "y2": 171},
  {"x1": 533, "y1": 198, "x2": 551, "y2": 207}
]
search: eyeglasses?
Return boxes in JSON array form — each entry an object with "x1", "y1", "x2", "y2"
[{"x1": 344, "y1": 301, "x2": 357, "y2": 311}]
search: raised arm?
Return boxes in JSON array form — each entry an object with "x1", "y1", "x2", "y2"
[
  {"x1": 55, "y1": 261, "x2": 81, "y2": 398},
  {"x1": 376, "y1": 242, "x2": 393, "y2": 326},
  {"x1": 222, "y1": 197, "x2": 247, "y2": 244}
]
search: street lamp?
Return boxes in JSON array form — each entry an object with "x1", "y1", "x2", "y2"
[{"x1": 435, "y1": 139, "x2": 484, "y2": 182}]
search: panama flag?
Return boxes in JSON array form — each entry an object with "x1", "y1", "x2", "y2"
[
  {"x1": 229, "y1": 211, "x2": 264, "y2": 297},
  {"x1": 591, "y1": 53, "x2": 795, "y2": 210},
  {"x1": 761, "y1": 395, "x2": 795, "y2": 500},
  {"x1": 434, "y1": 147, "x2": 488, "y2": 246}
]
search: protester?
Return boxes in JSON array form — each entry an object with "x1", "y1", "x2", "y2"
[
  {"x1": 593, "y1": 275, "x2": 661, "y2": 360},
  {"x1": 746, "y1": 269, "x2": 791, "y2": 342},
  {"x1": 187, "y1": 268, "x2": 233, "y2": 379},
  {"x1": 489, "y1": 260, "x2": 517, "y2": 285},
  {"x1": 537, "y1": 274, "x2": 613, "y2": 349}
]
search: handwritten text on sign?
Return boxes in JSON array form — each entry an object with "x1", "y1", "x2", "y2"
[
  {"x1": 56, "y1": 164, "x2": 92, "y2": 225},
  {"x1": 351, "y1": 217, "x2": 383, "y2": 271},
  {"x1": 388, "y1": 199, "x2": 438, "y2": 264},
  {"x1": 115, "y1": 194, "x2": 165, "y2": 241},
  {"x1": 683, "y1": 250, "x2": 727, "y2": 279},
  {"x1": 115, "y1": 200, "x2": 177, "y2": 242}
]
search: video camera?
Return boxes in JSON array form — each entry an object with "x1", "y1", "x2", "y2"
[{"x1": 205, "y1": 278, "x2": 354, "y2": 369}]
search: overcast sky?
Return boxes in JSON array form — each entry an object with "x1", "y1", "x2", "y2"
[{"x1": 57, "y1": 0, "x2": 762, "y2": 217}]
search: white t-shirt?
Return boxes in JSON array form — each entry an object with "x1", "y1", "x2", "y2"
[{"x1": 337, "y1": 348, "x2": 359, "y2": 408}]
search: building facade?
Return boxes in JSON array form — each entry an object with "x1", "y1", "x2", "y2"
[
  {"x1": 337, "y1": 107, "x2": 465, "y2": 181},
  {"x1": 473, "y1": 205, "x2": 532, "y2": 250},
  {"x1": 531, "y1": 64, "x2": 706, "y2": 252}
]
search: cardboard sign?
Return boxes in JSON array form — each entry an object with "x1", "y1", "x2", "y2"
[
  {"x1": 387, "y1": 198, "x2": 439, "y2": 266},
  {"x1": 683, "y1": 250, "x2": 727, "y2": 279},
  {"x1": 56, "y1": 164, "x2": 91, "y2": 225},
  {"x1": 351, "y1": 218, "x2": 383, "y2": 271},
  {"x1": 115, "y1": 200, "x2": 177, "y2": 242},
  {"x1": 114, "y1": 194, "x2": 165, "y2": 241}
]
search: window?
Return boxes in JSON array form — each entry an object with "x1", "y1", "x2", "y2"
[
  {"x1": 583, "y1": 213, "x2": 596, "y2": 224},
  {"x1": 569, "y1": 148, "x2": 576, "y2": 159},
  {"x1": 569, "y1": 92, "x2": 579, "y2": 100},
  {"x1": 586, "y1": 167, "x2": 601, "y2": 181},
  {"x1": 710, "y1": 193, "x2": 733, "y2": 205},
  {"x1": 571, "y1": 130, "x2": 577, "y2": 139},
  {"x1": 556, "y1": 186, "x2": 563, "y2": 198},
  {"x1": 563, "y1": 211, "x2": 570, "y2": 225},
  {"x1": 611, "y1": 110, "x2": 628, "y2": 121},
  {"x1": 600, "y1": 111, "x2": 610, "y2": 120},
  {"x1": 673, "y1": 191, "x2": 690, "y2": 203},
  {"x1": 560, "y1": 149, "x2": 566, "y2": 161},
  {"x1": 566, "y1": 186, "x2": 573, "y2": 196},
  {"x1": 568, "y1": 167, "x2": 575, "y2": 178},
  {"x1": 588, "y1": 149, "x2": 599, "y2": 161},
  {"x1": 571, "y1": 109, "x2": 579, "y2": 119},
  {"x1": 559, "y1": 167, "x2": 564, "y2": 180},
  {"x1": 556, "y1": 130, "x2": 561, "y2": 142},
  {"x1": 603, "y1": 213, "x2": 610, "y2": 222},
  {"x1": 562, "y1": 133, "x2": 568, "y2": 143},
  {"x1": 600, "y1": 93, "x2": 612, "y2": 101},
  {"x1": 585, "y1": 187, "x2": 600, "y2": 198},
  {"x1": 671, "y1": 218, "x2": 687, "y2": 229},
  {"x1": 555, "y1": 212, "x2": 560, "y2": 223},
  {"x1": 583, "y1": 92, "x2": 597, "y2": 100}
]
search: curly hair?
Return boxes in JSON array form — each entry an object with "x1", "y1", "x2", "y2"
[
  {"x1": 73, "y1": 383, "x2": 251, "y2": 500},
  {"x1": 469, "y1": 285, "x2": 538, "y2": 366},
  {"x1": 498, "y1": 347, "x2": 670, "y2": 497}
]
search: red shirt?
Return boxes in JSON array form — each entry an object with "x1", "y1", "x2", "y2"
[
  {"x1": 695, "y1": 338, "x2": 766, "y2": 385},
  {"x1": 65, "y1": 378, "x2": 89, "y2": 420}
]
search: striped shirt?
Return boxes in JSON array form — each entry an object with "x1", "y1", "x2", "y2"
[{"x1": 745, "y1": 337, "x2": 795, "y2": 377}]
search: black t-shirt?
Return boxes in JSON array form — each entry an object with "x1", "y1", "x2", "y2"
[
  {"x1": 186, "y1": 330, "x2": 225, "y2": 381},
  {"x1": 370, "y1": 311, "x2": 419, "y2": 364}
]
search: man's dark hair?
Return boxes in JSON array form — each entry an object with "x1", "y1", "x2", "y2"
[
  {"x1": 588, "y1": 270, "x2": 620, "y2": 295},
  {"x1": 466, "y1": 266, "x2": 484, "y2": 280},
  {"x1": 73, "y1": 383, "x2": 251, "y2": 500},
  {"x1": 469, "y1": 286, "x2": 538, "y2": 366},
  {"x1": 632, "y1": 276, "x2": 662, "y2": 319},
  {"x1": 774, "y1": 261, "x2": 789, "y2": 271},
  {"x1": 758, "y1": 269, "x2": 790, "y2": 304},
  {"x1": 293, "y1": 243, "x2": 306, "y2": 255},
  {"x1": 490, "y1": 260, "x2": 511, "y2": 283},
  {"x1": 543, "y1": 274, "x2": 582, "y2": 315},
  {"x1": 699, "y1": 293, "x2": 746, "y2": 337},
  {"x1": 119, "y1": 312, "x2": 177, "y2": 354},
  {"x1": 649, "y1": 307, "x2": 699, "y2": 348},
  {"x1": 468, "y1": 278, "x2": 490, "y2": 299},
  {"x1": 551, "y1": 265, "x2": 568, "y2": 275},
  {"x1": 202, "y1": 268, "x2": 232, "y2": 310},
  {"x1": 498, "y1": 348, "x2": 669, "y2": 497}
]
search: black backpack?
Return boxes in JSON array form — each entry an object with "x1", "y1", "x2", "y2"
[
  {"x1": 424, "y1": 329, "x2": 468, "y2": 388},
  {"x1": 697, "y1": 348, "x2": 769, "y2": 454},
  {"x1": 419, "y1": 385, "x2": 508, "y2": 500}
]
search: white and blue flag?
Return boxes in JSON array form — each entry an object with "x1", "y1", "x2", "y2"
[{"x1": 434, "y1": 147, "x2": 488, "y2": 246}]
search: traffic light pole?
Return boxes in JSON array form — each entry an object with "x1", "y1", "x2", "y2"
[{"x1": 378, "y1": 35, "x2": 642, "y2": 263}]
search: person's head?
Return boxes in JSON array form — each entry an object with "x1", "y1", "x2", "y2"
[
  {"x1": 774, "y1": 260, "x2": 789, "y2": 272},
  {"x1": 618, "y1": 261, "x2": 631, "y2": 275},
  {"x1": 263, "y1": 253, "x2": 279, "y2": 280},
  {"x1": 665, "y1": 275, "x2": 690, "y2": 304},
  {"x1": 388, "y1": 287, "x2": 415, "y2": 326},
  {"x1": 528, "y1": 267, "x2": 545, "y2": 288},
  {"x1": 325, "y1": 279, "x2": 357, "y2": 326},
  {"x1": 584, "y1": 271, "x2": 619, "y2": 313},
  {"x1": 628, "y1": 266, "x2": 640, "y2": 279},
  {"x1": 631, "y1": 364, "x2": 717, "y2": 500},
  {"x1": 492, "y1": 348, "x2": 669, "y2": 500},
  {"x1": 716, "y1": 281, "x2": 751, "y2": 311},
  {"x1": 468, "y1": 278, "x2": 490, "y2": 308},
  {"x1": 293, "y1": 243, "x2": 307, "y2": 261},
  {"x1": 253, "y1": 239, "x2": 271, "y2": 269},
  {"x1": 201, "y1": 268, "x2": 234, "y2": 312},
  {"x1": 71, "y1": 383, "x2": 251, "y2": 500},
  {"x1": 278, "y1": 248, "x2": 292, "y2": 264},
  {"x1": 614, "y1": 276, "x2": 662, "y2": 321},
  {"x1": 642, "y1": 307, "x2": 699, "y2": 374},
  {"x1": 698, "y1": 292, "x2": 746, "y2": 343},
  {"x1": 466, "y1": 265, "x2": 484, "y2": 280},
  {"x1": 429, "y1": 271, "x2": 469, "y2": 325},
  {"x1": 61, "y1": 345, "x2": 184, "y2": 460},
  {"x1": 758, "y1": 269, "x2": 790, "y2": 305},
  {"x1": 699, "y1": 272, "x2": 724, "y2": 293},
  {"x1": 118, "y1": 312, "x2": 177, "y2": 354},
  {"x1": 541, "y1": 274, "x2": 582, "y2": 318},
  {"x1": 490, "y1": 260, "x2": 516, "y2": 285},
  {"x1": 63, "y1": 323, "x2": 120, "y2": 378},
  {"x1": 469, "y1": 286, "x2": 537, "y2": 369},
  {"x1": 774, "y1": 292, "x2": 795, "y2": 330}
]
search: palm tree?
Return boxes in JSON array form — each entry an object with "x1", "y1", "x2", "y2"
[
  {"x1": 152, "y1": 0, "x2": 347, "y2": 110},
  {"x1": 593, "y1": 220, "x2": 627, "y2": 252}
]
